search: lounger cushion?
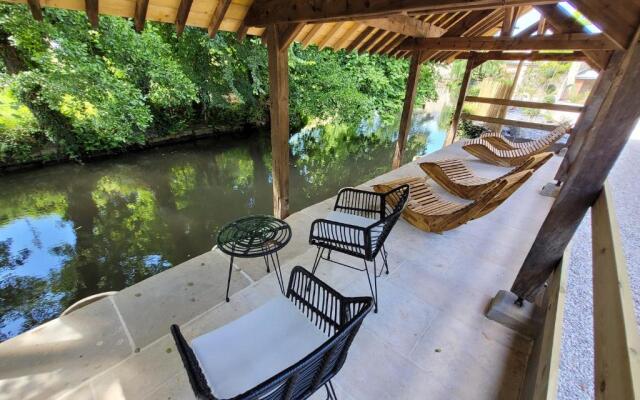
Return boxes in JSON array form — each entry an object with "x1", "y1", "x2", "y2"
[
  {"x1": 314, "y1": 211, "x2": 383, "y2": 249},
  {"x1": 191, "y1": 297, "x2": 327, "y2": 398}
]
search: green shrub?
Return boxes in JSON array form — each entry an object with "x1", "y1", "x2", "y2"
[{"x1": 457, "y1": 119, "x2": 491, "y2": 139}]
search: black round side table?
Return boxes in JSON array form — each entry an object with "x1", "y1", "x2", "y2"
[{"x1": 217, "y1": 215, "x2": 292, "y2": 301}]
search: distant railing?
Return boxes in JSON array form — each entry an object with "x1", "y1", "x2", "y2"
[
  {"x1": 462, "y1": 96, "x2": 581, "y2": 133},
  {"x1": 522, "y1": 183, "x2": 640, "y2": 399}
]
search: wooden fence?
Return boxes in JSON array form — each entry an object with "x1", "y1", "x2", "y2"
[{"x1": 521, "y1": 183, "x2": 640, "y2": 399}]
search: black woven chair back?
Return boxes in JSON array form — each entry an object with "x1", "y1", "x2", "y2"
[
  {"x1": 171, "y1": 266, "x2": 373, "y2": 400},
  {"x1": 368, "y1": 184, "x2": 409, "y2": 259}
]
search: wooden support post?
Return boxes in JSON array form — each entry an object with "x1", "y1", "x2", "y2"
[
  {"x1": 510, "y1": 27, "x2": 640, "y2": 301},
  {"x1": 392, "y1": 51, "x2": 422, "y2": 169},
  {"x1": 267, "y1": 25, "x2": 290, "y2": 219},
  {"x1": 494, "y1": 59, "x2": 524, "y2": 133},
  {"x1": 554, "y1": 52, "x2": 622, "y2": 182},
  {"x1": 444, "y1": 53, "x2": 476, "y2": 146}
]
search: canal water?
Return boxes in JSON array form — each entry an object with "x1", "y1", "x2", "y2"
[{"x1": 0, "y1": 112, "x2": 446, "y2": 340}]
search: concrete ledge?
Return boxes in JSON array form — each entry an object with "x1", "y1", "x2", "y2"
[{"x1": 486, "y1": 290, "x2": 541, "y2": 338}]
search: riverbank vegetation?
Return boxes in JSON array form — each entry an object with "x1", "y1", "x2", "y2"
[{"x1": 0, "y1": 5, "x2": 439, "y2": 164}]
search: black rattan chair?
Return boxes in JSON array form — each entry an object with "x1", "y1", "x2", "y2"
[
  {"x1": 171, "y1": 266, "x2": 373, "y2": 400},
  {"x1": 309, "y1": 185, "x2": 410, "y2": 313}
]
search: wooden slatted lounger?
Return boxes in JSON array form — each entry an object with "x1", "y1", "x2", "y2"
[
  {"x1": 463, "y1": 125, "x2": 568, "y2": 167},
  {"x1": 478, "y1": 123, "x2": 570, "y2": 150},
  {"x1": 372, "y1": 170, "x2": 533, "y2": 233},
  {"x1": 419, "y1": 152, "x2": 553, "y2": 200}
]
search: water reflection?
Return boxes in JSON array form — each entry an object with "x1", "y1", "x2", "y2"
[{"x1": 0, "y1": 112, "x2": 445, "y2": 340}]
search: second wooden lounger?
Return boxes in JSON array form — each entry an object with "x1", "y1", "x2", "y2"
[
  {"x1": 372, "y1": 170, "x2": 533, "y2": 233},
  {"x1": 419, "y1": 152, "x2": 553, "y2": 200},
  {"x1": 463, "y1": 125, "x2": 567, "y2": 166}
]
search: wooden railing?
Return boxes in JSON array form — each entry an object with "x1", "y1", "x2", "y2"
[
  {"x1": 522, "y1": 183, "x2": 640, "y2": 399},
  {"x1": 462, "y1": 96, "x2": 582, "y2": 133}
]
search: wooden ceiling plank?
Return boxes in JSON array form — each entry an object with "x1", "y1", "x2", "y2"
[
  {"x1": 208, "y1": 0, "x2": 233, "y2": 38},
  {"x1": 245, "y1": 0, "x2": 559, "y2": 26},
  {"x1": 317, "y1": 22, "x2": 343, "y2": 49},
  {"x1": 333, "y1": 23, "x2": 361, "y2": 49},
  {"x1": 301, "y1": 24, "x2": 324, "y2": 47}
]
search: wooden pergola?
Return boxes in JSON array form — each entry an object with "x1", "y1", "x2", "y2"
[{"x1": 6, "y1": 1, "x2": 640, "y2": 394}]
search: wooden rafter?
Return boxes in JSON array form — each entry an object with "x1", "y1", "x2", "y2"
[
  {"x1": 85, "y1": 0, "x2": 99, "y2": 28},
  {"x1": 419, "y1": 9, "x2": 495, "y2": 62},
  {"x1": 346, "y1": 27, "x2": 375, "y2": 52},
  {"x1": 174, "y1": 0, "x2": 194, "y2": 35},
  {"x1": 208, "y1": 0, "x2": 232, "y2": 38},
  {"x1": 398, "y1": 33, "x2": 615, "y2": 52},
  {"x1": 236, "y1": 22, "x2": 249, "y2": 41},
  {"x1": 245, "y1": 0, "x2": 558, "y2": 26},
  {"x1": 370, "y1": 32, "x2": 398, "y2": 54},
  {"x1": 535, "y1": 4, "x2": 611, "y2": 69},
  {"x1": 134, "y1": 0, "x2": 149, "y2": 32},
  {"x1": 358, "y1": 29, "x2": 386, "y2": 53},
  {"x1": 26, "y1": 0, "x2": 43, "y2": 21},
  {"x1": 571, "y1": 0, "x2": 640, "y2": 50},
  {"x1": 362, "y1": 14, "x2": 445, "y2": 37},
  {"x1": 382, "y1": 34, "x2": 408, "y2": 55},
  {"x1": 278, "y1": 23, "x2": 304, "y2": 51},
  {"x1": 301, "y1": 24, "x2": 323, "y2": 47}
]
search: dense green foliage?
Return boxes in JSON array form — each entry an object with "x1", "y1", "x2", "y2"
[{"x1": 0, "y1": 4, "x2": 438, "y2": 163}]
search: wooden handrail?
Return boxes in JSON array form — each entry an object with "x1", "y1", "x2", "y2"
[
  {"x1": 465, "y1": 96, "x2": 584, "y2": 113},
  {"x1": 591, "y1": 183, "x2": 640, "y2": 399},
  {"x1": 461, "y1": 113, "x2": 560, "y2": 131}
]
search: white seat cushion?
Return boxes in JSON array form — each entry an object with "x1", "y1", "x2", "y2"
[
  {"x1": 313, "y1": 211, "x2": 383, "y2": 249},
  {"x1": 191, "y1": 297, "x2": 327, "y2": 399}
]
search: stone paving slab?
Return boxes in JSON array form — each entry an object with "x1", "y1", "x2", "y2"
[{"x1": 0, "y1": 141, "x2": 564, "y2": 400}]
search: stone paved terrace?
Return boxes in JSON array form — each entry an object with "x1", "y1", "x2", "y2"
[{"x1": 0, "y1": 141, "x2": 563, "y2": 400}]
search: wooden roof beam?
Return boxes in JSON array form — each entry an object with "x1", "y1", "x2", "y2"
[
  {"x1": 397, "y1": 33, "x2": 616, "y2": 51},
  {"x1": 208, "y1": 0, "x2": 232, "y2": 38},
  {"x1": 456, "y1": 51, "x2": 589, "y2": 62},
  {"x1": 362, "y1": 14, "x2": 445, "y2": 37},
  {"x1": 245, "y1": 0, "x2": 559, "y2": 26},
  {"x1": 358, "y1": 29, "x2": 386, "y2": 53}
]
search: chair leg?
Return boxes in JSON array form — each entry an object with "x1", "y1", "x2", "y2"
[
  {"x1": 381, "y1": 244, "x2": 390, "y2": 275},
  {"x1": 324, "y1": 380, "x2": 338, "y2": 400},
  {"x1": 311, "y1": 247, "x2": 323, "y2": 276},
  {"x1": 225, "y1": 255, "x2": 234, "y2": 302},
  {"x1": 263, "y1": 254, "x2": 270, "y2": 273},
  {"x1": 363, "y1": 259, "x2": 378, "y2": 313}
]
